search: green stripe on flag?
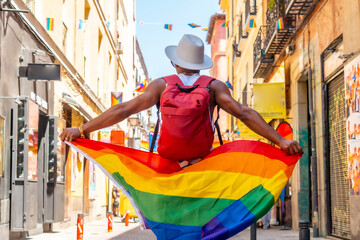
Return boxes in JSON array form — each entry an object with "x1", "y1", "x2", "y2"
[{"x1": 113, "y1": 172, "x2": 235, "y2": 226}]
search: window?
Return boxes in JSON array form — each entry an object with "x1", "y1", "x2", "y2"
[
  {"x1": 28, "y1": 101, "x2": 39, "y2": 181},
  {"x1": 238, "y1": 15, "x2": 243, "y2": 44},
  {"x1": 62, "y1": 22, "x2": 68, "y2": 53},
  {"x1": 0, "y1": 115, "x2": 4, "y2": 176},
  {"x1": 85, "y1": 0, "x2": 90, "y2": 20}
]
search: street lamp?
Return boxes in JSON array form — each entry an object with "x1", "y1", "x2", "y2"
[{"x1": 128, "y1": 114, "x2": 140, "y2": 148}]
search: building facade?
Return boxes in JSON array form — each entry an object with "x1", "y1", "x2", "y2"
[
  {"x1": 0, "y1": 0, "x2": 142, "y2": 239},
  {"x1": 221, "y1": 0, "x2": 360, "y2": 239},
  {"x1": 206, "y1": 13, "x2": 229, "y2": 141}
]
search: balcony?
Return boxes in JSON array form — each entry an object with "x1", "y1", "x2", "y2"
[
  {"x1": 263, "y1": 7, "x2": 296, "y2": 55},
  {"x1": 284, "y1": 0, "x2": 314, "y2": 15},
  {"x1": 253, "y1": 26, "x2": 275, "y2": 78}
]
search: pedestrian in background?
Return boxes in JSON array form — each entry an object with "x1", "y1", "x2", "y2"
[{"x1": 112, "y1": 186, "x2": 120, "y2": 216}]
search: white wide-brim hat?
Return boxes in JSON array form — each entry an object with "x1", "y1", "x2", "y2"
[{"x1": 165, "y1": 34, "x2": 213, "y2": 70}]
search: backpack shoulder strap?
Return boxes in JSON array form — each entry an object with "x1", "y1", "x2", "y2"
[
  {"x1": 162, "y1": 75, "x2": 184, "y2": 86},
  {"x1": 193, "y1": 75, "x2": 215, "y2": 88}
]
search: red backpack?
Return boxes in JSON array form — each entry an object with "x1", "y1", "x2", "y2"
[{"x1": 155, "y1": 75, "x2": 215, "y2": 161}]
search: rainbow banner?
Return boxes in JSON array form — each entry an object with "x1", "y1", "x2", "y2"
[
  {"x1": 276, "y1": 18, "x2": 284, "y2": 30},
  {"x1": 111, "y1": 92, "x2": 123, "y2": 106},
  {"x1": 46, "y1": 18, "x2": 54, "y2": 31},
  {"x1": 164, "y1": 24, "x2": 173, "y2": 31},
  {"x1": 188, "y1": 23, "x2": 201, "y2": 28},
  {"x1": 67, "y1": 138, "x2": 301, "y2": 240}
]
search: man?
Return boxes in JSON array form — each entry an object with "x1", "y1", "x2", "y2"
[{"x1": 60, "y1": 34, "x2": 302, "y2": 158}]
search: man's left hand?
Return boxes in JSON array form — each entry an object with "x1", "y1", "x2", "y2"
[{"x1": 278, "y1": 139, "x2": 303, "y2": 155}]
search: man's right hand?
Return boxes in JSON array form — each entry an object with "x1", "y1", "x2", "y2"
[
  {"x1": 278, "y1": 139, "x2": 303, "y2": 155},
  {"x1": 59, "y1": 128, "x2": 81, "y2": 142}
]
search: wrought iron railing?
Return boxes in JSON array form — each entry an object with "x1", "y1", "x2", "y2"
[
  {"x1": 263, "y1": 4, "x2": 296, "y2": 54},
  {"x1": 253, "y1": 26, "x2": 268, "y2": 70},
  {"x1": 263, "y1": 9, "x2": 280, "y2": 51}
]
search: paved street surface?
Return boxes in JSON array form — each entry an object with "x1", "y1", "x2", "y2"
[{"x1": 28, "y1": 217, "x2": 326, "y2": 240}]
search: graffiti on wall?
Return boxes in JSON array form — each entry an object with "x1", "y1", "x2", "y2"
[{"x1": 344, "y1": 55, "x2": 360, "y2": 195}]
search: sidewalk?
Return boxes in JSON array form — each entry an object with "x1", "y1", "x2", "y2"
[{"x1": 27, "y1": 218, "x2": 327, "y2": 240}]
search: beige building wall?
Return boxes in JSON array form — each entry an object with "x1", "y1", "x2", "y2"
[
  {"x1": 220, "y1": 0, "x2": 264, "y2": 137},
  {"x1": 21, "y1": 0, "x2": 137, "y2": 229}
]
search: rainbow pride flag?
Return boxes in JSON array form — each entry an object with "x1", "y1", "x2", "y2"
[
  {"x1": 135, "y1": 79, "x2": 147, "y2": 92},
  {"x1": 188, "y1": 23, "x2": 201, "y2": 28},
  {"x1": 247, "y1": 18, "x2": 256, "y2": 29},
  {"x1": 202, "y1": 28, "x2": 208, "y2": 31},
  {"x1": 276, "y1": 18, "x2": 284, "y2": 30},
  {"x1": 46, "y1": 18, "x2": 54, "y2": 31},
  {"x1": 67, "y1": 139, "x2": 301, "y2": 240},
  {"x1": 164, "y1": 24, "x2": 173, "y2": 31},
  {"x1": 221, "y1": 21, "x2": 229, "y2": 27},
  {"x1": 225, "y1": 80, "x2": 233, "y2": 90}
]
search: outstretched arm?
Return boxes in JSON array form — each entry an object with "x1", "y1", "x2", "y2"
[
  {"x1": 211, "y1": 80, "x2": 302, "y2": 155},
  {"x1": 59, "y1": 78, "x2": 165, "y2": 142}
]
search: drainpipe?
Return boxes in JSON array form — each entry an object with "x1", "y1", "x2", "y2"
[{"x1": 307, "y1": 67, "x2": 319, "y2": 237}]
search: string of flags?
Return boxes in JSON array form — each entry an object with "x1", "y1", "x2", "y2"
[
  {"x1": 45, "y1": 17, "x2": 261, "y2": 33},
  {"x1": 139, "y1": 21, "x2": 209, "y2": 31},
  {"x1": 46, "y1": 18, "x2": 112, "y2": 31},
  {"x1": 45, "y1": 19, "x2": 231, "y2": 32}
]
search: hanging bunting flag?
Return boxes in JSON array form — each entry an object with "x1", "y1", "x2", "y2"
[
  {"x1": 188, "y1": 23, "x2": 201, "y2": 28},
  {"x1": 247, "y1": 18, "x2": 256, "y2": 29},
  {"x1": 221, "y1": 21, "x2": 229, "y2": 27},
  {"x1": 202, "y1": 28, "x2": 208, "y2": 31},
  {"x1": 46, "y1": 18, "x2": 54, "y2": 31},
  {"x1": 139, "y1": 21, "x2": 144, "y2": 25},
  {"x1": 276, "y1": 18, "x2": 284, "y2": 30},
  {"x1": 225, "y1": 80, "x2": 233, "y2": 90},
  {"x1": 66, "y1": 139, "x2": 302, "y2": 240},
  {"x1": 111, "y1": 92, "x2": 123, "y2": 106},
  {"x1": 106, "y1": 21, "x2": 111, "y2": 29},
  {"x1": 78, "y1": 19, "x2": 84, "y2": 30},
  {"x1": 164, "y1": 24, "x2": 173, "y2": 31}
]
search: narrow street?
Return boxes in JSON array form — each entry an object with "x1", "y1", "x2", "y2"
[{"x1": 28, "y1": 217, "x2": 326, "y2": 240}]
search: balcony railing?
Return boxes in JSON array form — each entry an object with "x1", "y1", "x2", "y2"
[
  {"x1": 253, "y1": 26, "x2": 275, "y2": 78},
  {"x1": 263, "y1": 7, "x2": 296, "y2": 55},
  {"x1": 284, "y1": 0, "x2": 314, "y2": 15}
]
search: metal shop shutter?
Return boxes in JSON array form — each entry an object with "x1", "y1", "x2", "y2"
[{"x1": 328, "y1": 73, "x2": 350, "y2": 239}]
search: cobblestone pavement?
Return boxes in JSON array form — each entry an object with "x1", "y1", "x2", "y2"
[{"x1": 28, "y1": 217, "x2": 326, "y2": 240}]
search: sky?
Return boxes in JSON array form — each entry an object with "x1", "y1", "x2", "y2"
[{"x1": 136, "y1": 0, "x2": 222, "y2": 79}]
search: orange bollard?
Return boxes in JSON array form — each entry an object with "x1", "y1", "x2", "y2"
[
  {"x1": 124, "y1": 210, "x2": 129, "y2": 227},
  {"x1": 107, "y1": 212, "x2": 113, "y2": 232},
  {"x1": 77, "y1": 214, "x2": 84, "y2": 240}
]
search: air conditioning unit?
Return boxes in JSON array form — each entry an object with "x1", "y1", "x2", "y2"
[{"x1": 117, "y1": 41, "x2": 123, "y2": 55}]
